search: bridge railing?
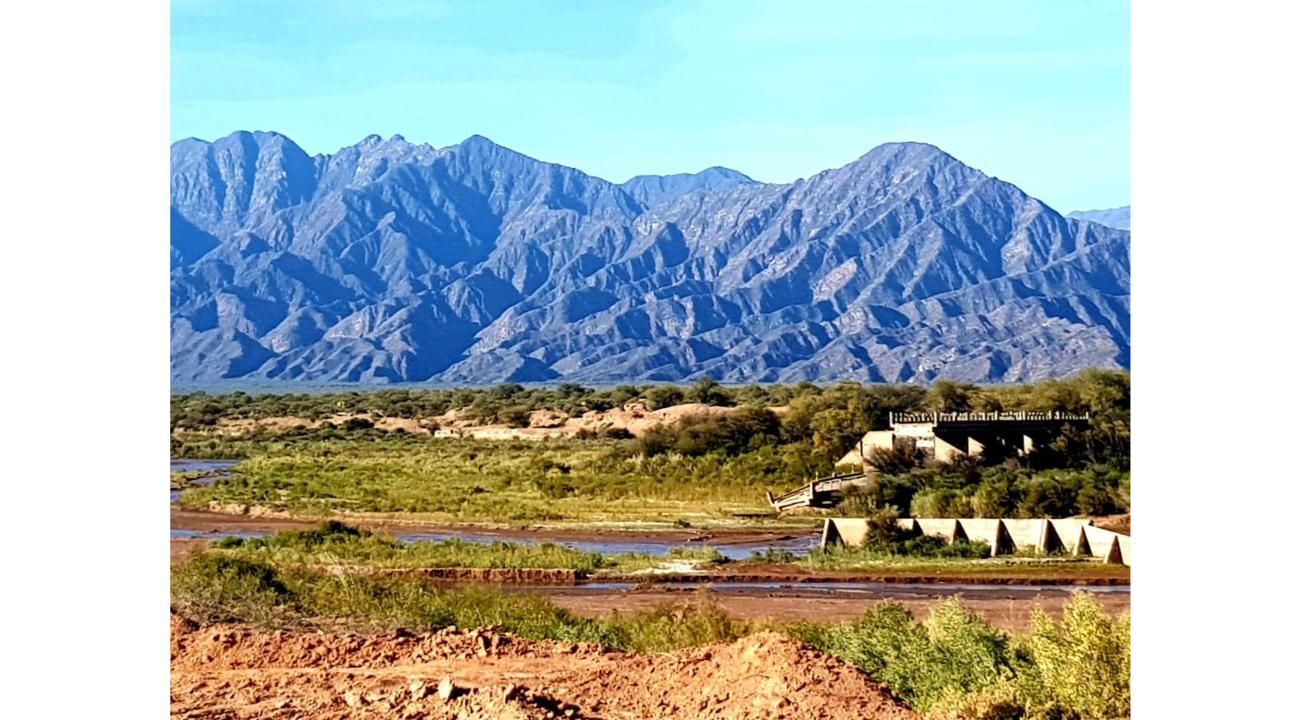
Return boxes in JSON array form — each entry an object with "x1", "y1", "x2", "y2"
[
  {"x1": 767, "y1": 471, "x2": 867, "y2": 509},
  {"x1": 889, "y1": 410, "x2": 1091, "y2": 425}
]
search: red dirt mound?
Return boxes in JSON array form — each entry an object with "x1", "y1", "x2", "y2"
[{"x1": 170, "y1": 616, "x2": 918, "y2": 719}]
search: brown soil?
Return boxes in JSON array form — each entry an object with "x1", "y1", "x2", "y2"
[
  {"x1": 1092, "y1": 513, "x2": 1131, "y2": 535},
  {"x1": 171, "y1": 615, "x2": 919, "y2": 720},
  {"x1": 316, "y1": 566, "x2": 579, "y2": 585},
  {"x1": 186, "y1": 401, "x2": 747, "y2": 441}
]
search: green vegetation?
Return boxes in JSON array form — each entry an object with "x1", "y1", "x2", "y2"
[
  {"x1": 172, "y1": 371, "x2": 1130, "y2": 525},
  {"x1": 199, "y1": 523, "x2": 1125, "y2": 583},
  {"x1": 172, "y1": 552, "x2": 1128, "y2": 719},
  {"x1": 171, "y1": 551, "x2": 752, "y2": 649},
  {"x1": 209, "y1": 521, "x2": 735, "y2": 576},
  {"x1": 172, "y1": 434, "x2": 806, "y2": 524},
  {"x1": 792, "y1": 596, "x2": 1130, "y2": 720},
  {"x1": 212, "y1": 521, "x2": 611, "y2": 573}
]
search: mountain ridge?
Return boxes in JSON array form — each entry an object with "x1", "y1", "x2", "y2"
[
  {"x1": 1067, "y1": 206, "x2": 1130, "y2": 231},
  {"x1": 171, "y1": 132, "x2": 1129, "y2": 384}
]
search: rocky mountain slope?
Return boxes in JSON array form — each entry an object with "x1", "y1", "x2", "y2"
[
  {"x1": 171, "y1": 132, "x2": 1130, "y2": 384},
  {"x1": 1067, "y1": 206, "x2": 1130, "y2": 230}
]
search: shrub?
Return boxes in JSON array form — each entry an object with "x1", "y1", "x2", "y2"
[
  {"x1": 687, "y1": 377, "x2": 734, "y2": 406},
  {"x1": 928, "y1": 679, "x2": 1025, "y2": 720},
  {"x1": 793, "y1": 599, "x2": 1014, "y2": 713},
  {"x1": 644, "y1": 386, "x2": 685, "y2": 410},
  {"x1": 171, "y1": 555, "x2": 295, "y2": 625},
  {"x1": 836, "y1": 484, "x2": 879, "y2": 517},
  {"x1": 1017, "y1": 594, "x2": 1130, "y2": 719},
  {"x1": 973, "y1": 473, "x2": 1025, "y2": 518},
  {"x1": 603, "y1": 593, "x2": 752, "y2": 653},
  {"x1": 1017, "y1": 477, "x2": 1080, "y2": 518},
  {"x1": 499, "y1": 406, "x2": 532, "y2": 428},
  {"x1": 911, "y1": 488, "x2": 974, "y2": 518},
  {"x1": 865, "y1": 444, "x2": 926, "y2": 474},
  {"x1": 864, "y1": 505, "x2": 911, "y2": 547},
  {"x1": 751, "y1": 547, "x2": 798, "y2": 563}
]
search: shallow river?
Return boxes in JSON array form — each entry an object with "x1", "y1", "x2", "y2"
[{"x1": 169, "y1": 459, "x2": 817, "y2": 559}]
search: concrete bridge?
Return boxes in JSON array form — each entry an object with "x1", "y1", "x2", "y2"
[
  {"x1": 838, "y1": 410, "x2": 1092, "y2": 468},
  {"x1": 766, "y1": 472, "x2": 869, "y2": 512}
]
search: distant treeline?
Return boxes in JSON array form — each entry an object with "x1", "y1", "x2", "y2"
[{"x1": 173, "y1": 372, "x2": 1128, "y2": 512}]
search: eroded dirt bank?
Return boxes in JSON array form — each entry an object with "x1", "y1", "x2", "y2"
[
  {"x1": 545, "y1": 587, "x2": 1129, "y2": 633},
  {"x1": 171, "y1": 615, "x2": 919, "y2": 720}
]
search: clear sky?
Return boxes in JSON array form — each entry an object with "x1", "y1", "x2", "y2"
[{"x1": 172, "y1": 0, "x2": 1129, "y2": 212}]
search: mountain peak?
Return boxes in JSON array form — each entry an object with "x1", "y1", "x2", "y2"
[
  {"x1": 621, "y1": 166, "x2": 758, "y2": 207},
  {"x1": 859, "y1": 141, "x2": 960, "y2": 166},
  {"x1": 1067, "y1": 206, "x2": 1130, "y2": 231},
  {"x1": 457, "y1": 134, "x2": 505, "y2": 150}
]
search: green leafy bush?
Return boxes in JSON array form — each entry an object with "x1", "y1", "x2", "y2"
[
  {"x1": 792, "y1": 599, "x2": 1012, "y2": 712},
  {"x1": 1016, "y1": 594, "x2": 1130, "y2": 719}
]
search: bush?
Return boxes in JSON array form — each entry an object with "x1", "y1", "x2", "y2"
[
  {"x1": 865, "y1": 444, "x2": 926, "y2": 474},
  {"x1": 687, "y1": 377, "x2": 734, "y2": 406},
  {"x1": 499, "y1": 406, "x2": 532, "y2": 428},
  {"x1": 644, "y1": 386, "x2": 685, "y2": 411},
  {"x1": 171, "y1": 555, "x2": 295, "y2": 624},
  {"x1": 1017, "y1": 594, "x2": 1130, "y2": 719},
  {"x1": 911, "y1": 488, "x2": 974, "y2": 518},
  {"x1": 603, "y1": 594, "x2": 751, "y2": 653},
  {"x1": 794, "y1": 599, "x2": 1013, "y2": 714},
  {"x1": 864, "y1": 505, "x2": 910, "y2": 547}
]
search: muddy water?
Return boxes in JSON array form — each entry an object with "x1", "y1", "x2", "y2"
[
  {"x1": 170, "y1": 459, "x2": 236, "y2": 502},
  {"x1": 169, "y1": 522, "x2": 819, "y2": 560},
  {"x1": 569, "y1": 581, "x2": 1130, "y2": 596}
]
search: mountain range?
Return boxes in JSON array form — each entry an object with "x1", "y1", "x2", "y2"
[
  {"x1": 1067, "y1": 206, "x2": 1130, "y2": 231},
  {"x1": 170, "y1": 132, "x2": 1130, "y2": 385}
]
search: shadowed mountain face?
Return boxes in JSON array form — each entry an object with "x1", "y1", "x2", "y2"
[{"x1": 171, "y1": 132, "x2": 1130, "y2": 384}]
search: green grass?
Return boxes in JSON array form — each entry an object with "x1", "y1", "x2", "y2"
[
  {"x1": 212, "y1": 521, "x2": 612, "y2": 573},
  {"x1": 209, "y1": 522, "x2": 737, "y2": 576},
  {"x1": 171, "y1": 552, "x2": 1129, "y2": 719},
  {"x1": 171, "y1": 552, "x2": 756, "y2": 649},
  {"x1": 172, "y1": 434, "x2": 818, "y2": 526}
]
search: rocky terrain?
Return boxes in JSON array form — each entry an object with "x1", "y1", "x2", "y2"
[
  {"x1": 170, "y1": 615, "x2": 919, "y2": 719},
  {"x1": 171, "y1": 132, "x2": 1130, "y2": 384}
]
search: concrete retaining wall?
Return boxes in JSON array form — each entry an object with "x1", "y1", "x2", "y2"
[
  {"x1": 957, "y1": 519, "x2": 1009, "y2": 556},
  {"x1": 916, "y1": 518, "x2": 961, "y2": 543},
  {"x1": 1048, "y1": 519, "x2": 1091, "y2": 555},
  {"x1": 1001, "y1": 519, "x2": 1049, "y2": 553},
  {"x1": 821, "y1": 517, "x2": 1131, "y2": 565}
]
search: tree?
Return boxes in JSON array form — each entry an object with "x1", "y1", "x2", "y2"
[
  {"x1": 645, "y1": 386, "x2": 685, "y2": 411},
  {"x1": 688, "y1": 376, "x2": 734, "y2": 406},
  {"x1": 927, "y1": 380, "x2": 974, "y2": 412}
]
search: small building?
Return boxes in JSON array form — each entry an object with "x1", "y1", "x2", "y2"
[{"x1": 837, "y1": 410, "x2": 1090, "y2": 469}]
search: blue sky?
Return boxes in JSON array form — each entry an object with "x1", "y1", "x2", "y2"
[{"x1": 172, "y1": 0, "x2": 1129, "y2": 212}]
